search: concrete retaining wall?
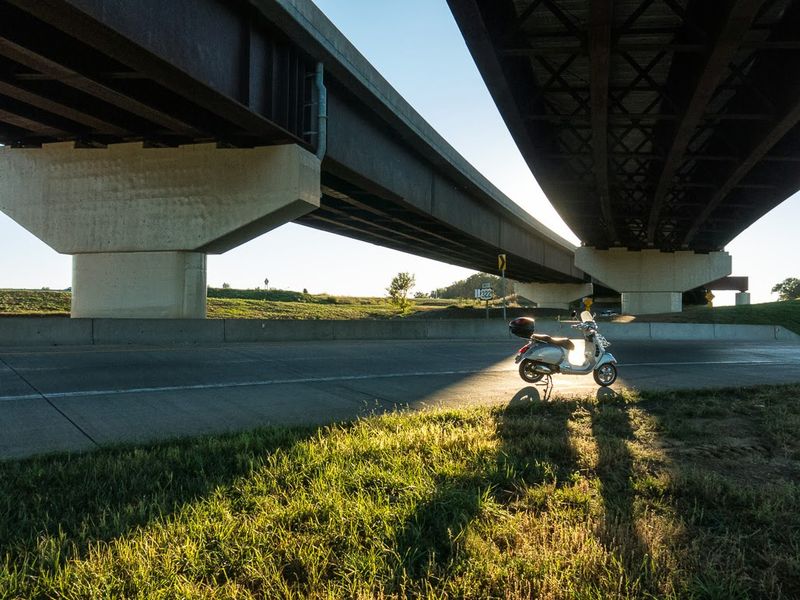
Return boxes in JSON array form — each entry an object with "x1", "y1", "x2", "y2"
[
  {"x1": 0, "y1": 317, "x2": 93, "y2": 346},
  {"x1": 0, "y1": 317, "x2": 797, "y2": 346},
  {"x1": 92, "y1": 319, "x2": 225, "y2": 345}
]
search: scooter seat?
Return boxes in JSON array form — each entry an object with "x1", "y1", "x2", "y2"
[{"x1": 531, "y1": 333, "x2": 575, "y2": 351}]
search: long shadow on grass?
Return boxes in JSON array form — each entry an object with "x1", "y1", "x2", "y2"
[
  {"x1": 392, "y1": 386, "x2": 576, "y2": 583},
  {"x1": 590, "y1": 388, "x2": 656, "y2": 595},
  {"x1": 390, "y1": 385, "x2": 655, "y2": 592},
  {"x1": 0, "y1": 424, "x2": 315, "y2": 566}
]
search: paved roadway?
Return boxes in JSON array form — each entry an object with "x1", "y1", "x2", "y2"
[{"x1": 1, "y1": 339, "x2": 799, "y2": 460}]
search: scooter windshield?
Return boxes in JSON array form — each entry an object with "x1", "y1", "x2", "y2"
[{"x1": 580, "y1": 310, "x2": 594, "y2": 323}]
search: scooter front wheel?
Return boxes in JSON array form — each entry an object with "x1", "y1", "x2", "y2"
[
  {"x1": 519, "y1": 359, "x2": 545, "y2": 383},
  {"x1": 593, "y1": 363, "x2": 618, "y2": 387}
]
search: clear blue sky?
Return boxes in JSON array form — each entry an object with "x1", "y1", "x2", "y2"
[{"x1": 0, "y1": 0, "x2": 797, "y2": 304}]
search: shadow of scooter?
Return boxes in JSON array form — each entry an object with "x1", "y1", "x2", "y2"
[
  {"x1": 514, "y1": 380, "x2": 622, "y2": 405},
  {"x1": 508, "y1": 386, "x2": 543, "y2": 406},
  {"x1": 596, "y1": 386, "x2": 623, "y2": 402}
]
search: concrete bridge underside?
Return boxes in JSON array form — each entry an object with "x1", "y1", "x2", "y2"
[
  {"x1": 448, "y1": 0, "x2": 800, "y2": 312},
  {"x1": 0, "y1": 0, "x2": 585, "y2": 318}
]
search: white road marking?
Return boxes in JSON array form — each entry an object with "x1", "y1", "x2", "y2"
[{"x1": 0, "y1": 368, "x2": 509, "y2": 401}]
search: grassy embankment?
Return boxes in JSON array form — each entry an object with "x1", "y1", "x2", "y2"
[
  {"x1": 0, "y1": 288, "x2": 522, "y2": 320},
  {"x1": 2, "y1": 289, "x2": 799, "y2": 333},
  {"x1": 615, "y1": 299, "x2": 800, "y2": 334},
  {"x1": 1, "y1": 385, "x2": 799, "y2": 598}
]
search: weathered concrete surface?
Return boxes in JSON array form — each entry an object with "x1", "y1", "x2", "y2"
[
  {"x1": 0, "y1": 317, "x2": 797, "y2": 346},
  {"x1": 0, "y1": 142, "x2": 321, "y2": 254},
  {"x1": 92, "y1": 318, "x2": 225, "y2": 345},
  {"x1": 0, "y1": 143, "x2": 321, "y2": 318},
  {"x1": 72, "y1": 252, "x2": 208, "y2": 319},
  {"x1": 575, "y1": 247, "x2": 732, "y2": 314},
  {"x1": 0, "y1": 317, "x2": 93, "y2": 346}
]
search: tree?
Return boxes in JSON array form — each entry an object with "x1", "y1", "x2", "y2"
[
  {"x1": 387, "y1": 272, "x2": 416, "y2": 312},
  {"x1": 432, "y1": 273, "x2": 501, "y2": 299},
  {"x1": 771, "y1": 277, "x2": 800, "y2": 301}
]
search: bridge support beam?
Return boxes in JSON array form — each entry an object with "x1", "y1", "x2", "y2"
[
  {"x1": 514, "y1": 282, "x2": 593, "y2": 310},
  {"x1": 0, "y1": 142, "x2": 320, "y2": 318},
  {"x1": 575, "y1": 247, "x2": 732, "y2": 314}
]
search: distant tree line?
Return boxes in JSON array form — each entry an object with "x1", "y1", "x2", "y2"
[{"x1": 430, "y1": 273, "x2": 502, "y2": 299}]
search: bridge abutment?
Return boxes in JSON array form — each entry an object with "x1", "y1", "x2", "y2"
[
  {"x1": 0, "y1": 142, "x2": 320, "y2": 318},
  {"x1": 514, "y1": 281, "x2": 593, "y2": 310},
  {"x1": 575, "y1": 247, "x2": 732, "y2": 314}
]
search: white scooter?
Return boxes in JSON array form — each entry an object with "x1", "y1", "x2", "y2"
[{"x1": 509, "y1": 311, "x2": 618, "y2": 387}]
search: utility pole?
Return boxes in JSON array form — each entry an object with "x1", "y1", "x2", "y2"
[{"x1": 498, "y1": 254, "x2": 507, "y2": 321}]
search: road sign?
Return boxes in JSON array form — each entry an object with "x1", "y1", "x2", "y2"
[
  {"x1": 479, "y1": 288, "x2": 494, "y2": 300},
  {"x1": 497, "y1": 254, "x2": 507, "y2": 271},
  {"x1": 705, "y1": 291, "x2": 715, "y2": 306},
  {"x1": 474, "y1": 288, "x2": 481, "y2": 299},
  {"x1": 583, "y1": 297, "x2": 593, "y2": 309},
  {"x1": 481, "y1": 282, "x2": 492, "y2": 289}
]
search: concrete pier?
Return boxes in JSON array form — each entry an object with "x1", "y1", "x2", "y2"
[
  {"x1": 514, "y1": 281, "x2": 593, "y2": 310},
  {"x1": 575, "y1": 247, "x2": 732, "y2": 314},
  {"x1": 0, "y1": 142, "x2": 321, "y2": 318}
]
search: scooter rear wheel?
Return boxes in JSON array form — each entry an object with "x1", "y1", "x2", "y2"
[
  {"x1": 519, "y1": 359, "x2": 545, "y2": 383},
  {"x1": 593, "y1": 363, "x2": 617, "y2": 387}
]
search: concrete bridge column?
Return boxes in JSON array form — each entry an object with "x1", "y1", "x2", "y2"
[
  {"x1": 514, "y1": 282, "x2": 593, "y2": 310},
  {"x1": 0, "y1": 142, "x2": 320, "y2": 318},
  {"x1": 575, "y1": 247, "x2": 732, "y2": 314},
  {"x1": 71, "y1": 252, "x2": 208, "y2": 319},
  {"x1": 736, "y1": 292, "x2": 751, "y2": 306}
]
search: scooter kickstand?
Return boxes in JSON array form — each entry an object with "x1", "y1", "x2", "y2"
[{"x1": 537, "y1": 374, "x2": 553, "y2": 401}]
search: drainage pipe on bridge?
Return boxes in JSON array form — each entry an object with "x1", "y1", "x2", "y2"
[{"x1": 315, "y1": 63, "x2": 327, "y2": 160}]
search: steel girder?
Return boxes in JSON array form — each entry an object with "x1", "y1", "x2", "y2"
[
  {"x1": 0, "y1": 0, "x2": 316, "y2": 147},
  {"x1": 448, "y1": 0, "x2": 800, "y2": 252}
]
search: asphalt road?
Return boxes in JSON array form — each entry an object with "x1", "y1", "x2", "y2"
[{"x1": 2, "y1": 338, "x2": 799, "y2": 460}]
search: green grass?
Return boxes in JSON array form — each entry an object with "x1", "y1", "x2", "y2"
[
  {"x1": 2, "y1": 289, "x2": 799, "y2": 333},
  {"x1": 0, "y1": 289, "x2": 508, "y2": 320},
  {"x1": 206, "y1": 297, "x2": 406, "y2": 320},
  {"x1": 620, "y1": 299, "x2": 800, "y2": 335},
  {"x1": 0, "y1": 289, "x2": 71, "y2": 315},
  {"x1": 2, "y1": 385, "x2": 799, "y2": 598}
]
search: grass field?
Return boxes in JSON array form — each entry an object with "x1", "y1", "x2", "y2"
[
  {"x1": 0, "y1": 289, "x2": 71, "y2": 315},
  {"x1": 1, "y1": 385, "x2": 798, "y2": 599},
  {"x1": 0, "y1": 289, "x2": 520, "y2": 320},
  {"x1": 616, "y1": 300, "x2": 800, "y2": 335}
]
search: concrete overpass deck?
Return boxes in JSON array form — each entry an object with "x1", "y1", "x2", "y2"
[{"x1": 0, "y1": 0, "x2": 584, "y2": 286}]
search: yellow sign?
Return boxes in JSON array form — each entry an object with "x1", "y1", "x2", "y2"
[
  {"x1": 498, "y1": 254, "x2": 507, "y2": 271},
  {"x1": 705, "y1": 291, "x2": 715, "y2": 307},
  {"x1": 583, "y1": 297, "x2": 593, "y2": 309}
]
